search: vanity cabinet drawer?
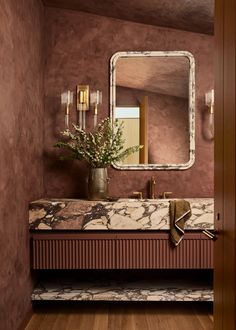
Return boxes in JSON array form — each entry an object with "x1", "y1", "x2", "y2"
[
  {"x1": 31, "y1": 234, "x2": 117, "y2": 269},
  {"x1": 31, "y1": 232, "x2": 213, "y2": 270}
]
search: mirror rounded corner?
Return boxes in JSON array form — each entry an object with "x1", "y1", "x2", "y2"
[{"x1": 110, "y1": 50, "x2": 196, "y2": 171}]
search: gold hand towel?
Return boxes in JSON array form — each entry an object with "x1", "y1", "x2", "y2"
[{"x1": 170, "y1": 200, "x2": 192, "y2": 246}]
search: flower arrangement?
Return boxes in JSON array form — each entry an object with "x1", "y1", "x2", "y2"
[{"x1": 54, "y1": 117, "x2": 142, "y2": 168}]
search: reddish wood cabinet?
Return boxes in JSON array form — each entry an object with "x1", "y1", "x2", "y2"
[{"x1": 31, "y1": 232, "x2": 213, "y2": 270}]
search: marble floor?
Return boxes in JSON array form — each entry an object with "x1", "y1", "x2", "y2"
[{"x1": 32, "y1": 275, "x2": 213, "y2": 302}]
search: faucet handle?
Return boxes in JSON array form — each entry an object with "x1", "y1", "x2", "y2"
[
  {"x1": 161, "y1": 191, "x2": 173, "y2": 199},
  {"x1": 149, "y1": 176, "x2": 156, "y2": 199},
  {"x1": 133, "y1": 191, "x2": 143, "y2": 199}
]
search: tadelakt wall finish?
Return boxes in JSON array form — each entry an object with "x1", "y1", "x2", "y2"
[
  {"x1": 43, "y1": 0, "x2": 214, "y2": 35},
  {"x1": 44, "y1": 8, "x2": 214, "y2": 199},
  {"x1": 0, "y1": 1, "x2": 44, "y2": 329}
]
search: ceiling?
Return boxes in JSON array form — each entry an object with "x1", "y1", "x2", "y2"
[
  {"x1": 43, "y1": 0, "x2": 214, "y2": 35},
  {"x1": 116, "y1": 57, "x2": 189, "y2": 98}
]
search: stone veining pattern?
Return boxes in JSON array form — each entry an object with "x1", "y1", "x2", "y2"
[
  {"x1": 29, "y1": 198, "x2": 214, "y2": 230},
  {"x1": 32, "y1": 278, "x2": 213, "y2": 302}
]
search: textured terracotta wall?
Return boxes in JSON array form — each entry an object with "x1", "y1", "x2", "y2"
[
  {"x1": 116, "y1": 86, "x2": 189, "y2": 164},
  {"x1": 148, "y1": 93, "x2": 189, "y2": 164},
  {"x1": 44, "y1": 8, "x2": 214, "y2": 199},
  {"x1": 0, "y1": 1, "x2": 44, "y2": 329}
]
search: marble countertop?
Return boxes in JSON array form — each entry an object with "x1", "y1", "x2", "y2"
[{"x1": 29, "y1": 198, "x2": 214, "y2": 231}]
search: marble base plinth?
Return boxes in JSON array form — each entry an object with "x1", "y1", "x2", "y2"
[{"x1": 32, "y1": 277, "x2": 213, "y2": 302}]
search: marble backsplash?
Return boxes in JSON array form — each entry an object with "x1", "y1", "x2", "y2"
[{"x1": 29, "y1": 198, "x2": 214, "y2": 231}]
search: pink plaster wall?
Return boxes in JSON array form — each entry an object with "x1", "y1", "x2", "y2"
[
  {"x1": 44, "y1": 7, "x2": 214, "y2": 199},
  {"x1": 43, "y1": 0, "x2": 214, "y2": 35},
  {"x1": 0, "y1": 1, "x2": 44, "y2": 329},
  {"x1": 148, "y1": 94, "x2": 189, "y2": 164}
]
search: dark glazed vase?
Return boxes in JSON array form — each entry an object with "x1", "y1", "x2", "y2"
[{"x1": 88, "y1": 167, "x2": 108, "y2": 200}]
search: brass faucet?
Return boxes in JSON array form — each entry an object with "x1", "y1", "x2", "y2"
[
  {"x1": 133, "y1": 191, "x2": 143, "y2": 199},
  {"x1": 161, "y1": 191, "x2": 173, "y2": 199},
  {"x1": 149, "y1": 176, "x2": 156, "y2": 199}
]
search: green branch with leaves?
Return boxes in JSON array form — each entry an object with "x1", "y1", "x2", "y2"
[{"x1": 54, "y1": 118, "x2": 142, "y2": 168}]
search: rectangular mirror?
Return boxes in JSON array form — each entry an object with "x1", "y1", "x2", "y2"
[{"x1": 110, "y1": 51, "x2": 195, "y2": 170}]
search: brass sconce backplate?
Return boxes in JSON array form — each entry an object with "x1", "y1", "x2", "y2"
[{"x1": 76, "y1": 85, "x2": 89, "y2": 111}]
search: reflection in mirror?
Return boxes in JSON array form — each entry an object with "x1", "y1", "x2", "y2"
[
  {"x1": 115, "y1": 107, "x2": 140, "y2": 164},
  {"x1": 110, "y1": 51, "x2": 195, "y2": 170}
]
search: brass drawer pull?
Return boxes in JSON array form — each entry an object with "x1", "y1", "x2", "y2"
[{"x1": 202, "y1": 229, "x2": 218, "y2": 240}]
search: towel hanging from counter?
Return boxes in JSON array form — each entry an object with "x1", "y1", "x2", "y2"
[{"x1": 170, "y1": 200, "x2": 192, "y2": 246}]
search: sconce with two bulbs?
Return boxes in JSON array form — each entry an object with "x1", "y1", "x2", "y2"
[
  {"x1": 61, "y1": 85, "x2": 102, "y2": 129},
  {"x1": 205, "y1": 89, "x2": 214, "y2": 140}
]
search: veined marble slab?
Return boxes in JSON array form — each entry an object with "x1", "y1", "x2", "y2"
[
  {"x1": 32, "y1": 277, "x2": 213, "y2": 302},
  {"x1": 29, "y1": 198, "x2": 214, "y2": 231}
]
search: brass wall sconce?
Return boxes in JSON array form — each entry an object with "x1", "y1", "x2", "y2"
[
  {"x1": 90, "y1": 90, "x2": 102, "y2": 127},
  {"x1": 76, "y1": 85, "x2": 89, "y2": 130},
  {"x1": 205, "y1": 89, "x2": 214, "y2": 114},
  {"x1": 61, "y1": 90, "x2": 73, "y2": 128},
  {"x1": 61, "y1": 86, "x2": 102, "y2": 130},
  {"x1": 205, "y1": 89, "x2": 214, "y2": 140}
]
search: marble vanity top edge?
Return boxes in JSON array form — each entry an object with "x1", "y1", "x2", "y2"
[
  {"x1": 29, "y1": 197, "x2": 214, "y2": 231},
  {"x1": 31, "y1": 197, "x2": 214, "y2": 203}
]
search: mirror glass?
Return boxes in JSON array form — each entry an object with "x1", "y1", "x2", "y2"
[{"x1": 110, "y1": 51, "x2": 195, "y2": 170}]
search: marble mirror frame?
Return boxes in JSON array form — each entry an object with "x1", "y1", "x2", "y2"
[{"x1": 110, "y1": 51, "x2": 195, "y2": 170}]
